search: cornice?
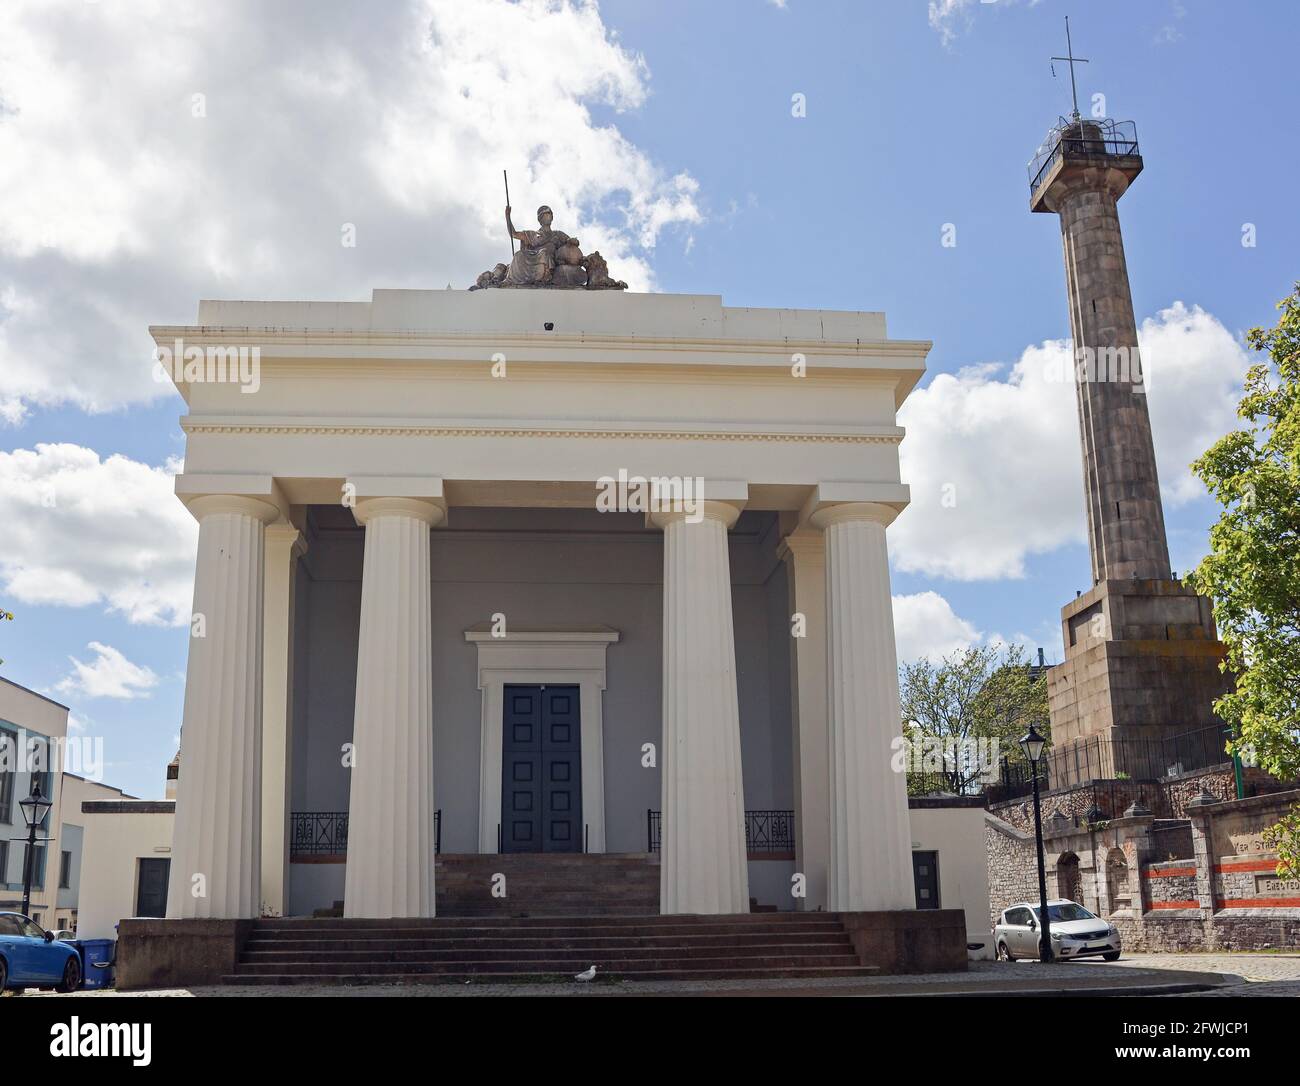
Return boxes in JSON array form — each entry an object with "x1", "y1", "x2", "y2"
[
  {"x1": 149, "y1": 324, "x2": 933, "y2": 359},
  {"x1": 180, "y1": 416, "x2": 906, "y2": 445}
]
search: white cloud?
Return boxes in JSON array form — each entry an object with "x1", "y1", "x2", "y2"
[
  {"x1": 0, "y1": 0, "x2": 700, "y2": 417},
  {"x1": 891, "y1": 302, "x2": 1247, "y2": 581},
  {"x1": 927, "y1": 0, "x2": 974, "y2": 47},
  {"x1": 0, "y1": 443, "x2": 197, "y2": 625},
  {"x1": 892, "y1": 591, "x2": 982, "y2": 665},
  {"x1": 57, "y1": 642, "x2": 159, "y2": 700},
  {"x1": 928, "y1": 0, "x2": 1039, "y2": 48}
]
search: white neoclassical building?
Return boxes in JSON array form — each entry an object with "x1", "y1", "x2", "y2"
[{"x1": 155, "y1": 288, "x2": 930, "y2": 921}]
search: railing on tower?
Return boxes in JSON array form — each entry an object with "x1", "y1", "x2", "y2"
[
  {"x1": 985, "y1": 722, "x2": 1233, "y2": 806},
  {"x1": 290, "y1": 810, "x2": 441, "y2": 857},
  {"x1": 1028, "y1": 116, "x2": 1139, "y2": 194},
  {"x1": 647, "y1": 809, "x2": 795, "y2": 857}
]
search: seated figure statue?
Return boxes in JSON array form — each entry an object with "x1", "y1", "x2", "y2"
[
  {"x1": 504, "y1": 204, "x2": 579, "y2": 287},
  {"x1": 469, "y1": 203, "x2": 628, "y2": 291}
]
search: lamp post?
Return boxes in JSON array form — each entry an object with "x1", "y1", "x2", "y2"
[
  {"x1": 1018, "y1": 725, "x2": 1053, "y2": 962},
  {"x1": 18, "y1": 783, "x2": 53, "y2": 919}
]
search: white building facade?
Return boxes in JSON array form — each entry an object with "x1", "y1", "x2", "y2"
[{"x1": 155, "y1": 289, "x2": 930, "y2": 921}]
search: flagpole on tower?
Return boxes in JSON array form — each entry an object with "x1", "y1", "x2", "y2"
[{"x1": 1051, "y1": 16, "x2": 1090, "y2": 129}]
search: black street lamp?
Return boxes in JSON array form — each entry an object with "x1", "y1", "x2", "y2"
[
  {"x1": 18, "y1": 782, "x2": 53, "y2": 919},
  {"x1": 1018, "y1": 725, "x2": 1053, "y2": 962}
]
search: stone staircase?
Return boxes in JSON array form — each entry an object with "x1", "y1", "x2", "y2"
[{"x1": 221, "y1": 912, "x2": 876, "y2": 985}]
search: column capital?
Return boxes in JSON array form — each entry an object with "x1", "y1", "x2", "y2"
[
  {"x1": 798, "y1": 482, "x2": 908, "y2": 526},
  {"x1": 176, "y1": 473, "x2": 289, "y2": 522},
  {"x1": 264, "y1": 522, "x2": 308, "y2": 556},
  {"x1": 777, "y1": 527, "x2": 826, "y2": 565},
  {"x1": 649, "y1": 500, "x2": 742, "y2": 531},
  {"x1": 352, "y1": 496, "x2": 446, "y2": 528},
  {"x1": 809, "y1": 501, "x2": 899, "y2": 530},
  {"x1": 185, "y1": 494, "x2": 282, "y2": 524}
]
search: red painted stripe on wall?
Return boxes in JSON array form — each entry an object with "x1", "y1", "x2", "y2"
[
  {"x1": 1142, "y1": 866, "x2": 1197, "y2": 879},
  {"x1": 1214, "y1": 860, "x2": 1285, "y2": 873},
  {"x1": 1219, "y1": 898, "x2": 1300, "y2": 909},
  {"x1": 1147, "y1": 900, "x2": 1200, "y2": 910}
]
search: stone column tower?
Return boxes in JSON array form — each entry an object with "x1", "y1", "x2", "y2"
[{"x1": 1030, "y1": 117, "x2": 1230, "y2": 777}]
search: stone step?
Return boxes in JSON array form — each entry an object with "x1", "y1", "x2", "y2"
[
  {"x1": 240, "y1": 942, "x2": 854, "y2": 963},
  {"x1": 227, "y1": 911, "x2": 867, "y2": 987},
  {"x1": 221, "y1": 964, "x2": 878, "y2": 985},
  {"x1": 255, "y1": 912, "x2": 837, "y2": 931},
  {"x1": 251, "y1": 919, "x2": 841, "y2": 939},
  {"x1": 232, "y1": 952, "x2": 862, "y2": 976},
  {"x1": 248, "y1": 931, "x2": 847, "y2": 946}
]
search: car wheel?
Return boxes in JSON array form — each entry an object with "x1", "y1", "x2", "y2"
[
  {"x1": 1102, "y1": 951, "x2": 1121, "y2": 962},
  {"x1": 57, "y1": 955, "x2": 82, "y2": 993},
  {"x1": 997, "y1": 941, "x2": 1014, "y2": 962},
  {"x1": 0, "y1": 956, "x2": 7, "y2": 992}
]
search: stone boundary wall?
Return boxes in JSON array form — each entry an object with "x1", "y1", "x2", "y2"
[
  {"x1": 984, "y1": 788, "x2": 1300, "y2": 952},
  {"x1": 988, "y1": 765, "x2": 1281, "y2": 833},
  {"x1": 1142, "y1": 860, "x2": 1198, "y2": 909},
  {"x1": 985, "y1": 813, "x2": 1039, "y2": 928}
]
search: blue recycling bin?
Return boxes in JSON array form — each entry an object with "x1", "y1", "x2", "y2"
[{"x1": 76, "y1": 939, "x2": 116, "y2": 990}]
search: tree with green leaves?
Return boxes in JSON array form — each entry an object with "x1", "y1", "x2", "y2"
[
  {"x1": 898, "y1": 644, "x2": 1050, "y2": 795},
  {"x1": 1188, "y1": 284, "x2": 1300, "y2": 879}
]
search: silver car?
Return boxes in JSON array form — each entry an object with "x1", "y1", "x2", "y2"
[{"x1": 994, "y1": 899, "x2": 1121, "y2": 962}]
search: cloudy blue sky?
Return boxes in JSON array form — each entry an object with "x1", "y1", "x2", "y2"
[{"x1": 1, "y1": 0, "x2": 1295, "y2": 798}]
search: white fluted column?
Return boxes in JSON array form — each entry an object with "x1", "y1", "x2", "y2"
[
  {"x1": 811, "y1": 502, "x2": 914, "y2": 912},
  {"x1": 168, "y1": 494, "x2": 279, "y2": 919},
  {"x1": 654, "y1": 501, "x2": 749, "y2": 915},
  {"x1": 343, "y1": 497, "x2": 442, "y2": 918},
  {"x1": 779, "y1": 529, "x2": 830, "y2": 911},
  {"x1": 261, "y1": 524, "x2": 305, "y2": 918}
]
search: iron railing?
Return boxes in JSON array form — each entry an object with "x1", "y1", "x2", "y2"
[
  {"x1": 290, "y1": 810, "x2": 440, "y2": 857},
  {"x1": 647, "y1": 809, "x2": 795, "y2": 855},
  {"x1": 987, "y1": 723, "x2": 1232, "y2": 804},
  {"x1": 1028, "y1": 116, "x2": 1139, "y2": 194}
]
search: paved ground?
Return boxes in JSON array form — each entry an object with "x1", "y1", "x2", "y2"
[
  {"x1": 1073, "y1": 952, "x2": 1300, "y2": 997},
  {"x1": 8, "y1": 954, "x2": 1287, "y2": 997},
  {"x1": 12, "y1": 951, "x2": 1297, "y2": 998}
]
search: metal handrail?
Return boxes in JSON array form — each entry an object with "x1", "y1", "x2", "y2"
[
  {"x1": 1028, "y1": 116, "x2": 1139, "y2": 194},
  {"x1": 647, "y1": 809, "x2": 795, "y2": 854},
  {"x1": 289, "y1": 809, "x2": 441, "y2": 856}
]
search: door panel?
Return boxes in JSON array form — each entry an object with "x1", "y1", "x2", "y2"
[
  {"x1": 502, "y1": 687, "x2": 543, "y2": 852},
  {"x1": 501, "y1": 685, "x2": 582, "y2": 853},
  {"x1": 540, "y1": 687, "x2": 581, "y2": 852},
  {"x1": 911, "y1": 850, "x2": 940, "y2": 909},
  {"x1": 135, "y1": 857, "x2": 171, "y2": 918}
]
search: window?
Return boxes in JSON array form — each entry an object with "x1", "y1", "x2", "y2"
[
  {"x1": 59, "y1": 849, "x2": 72, "y2": 889},
  {"x1": 1033, "y1": 902, "x2": 1096, "y2": 923},
  {"x1": 0, "y1": 839, "x2": 7, "y2": 885},
  {"x1": 26, "y1": 843, "x2": 46, "y2": 890},
  {"x1": 0, "y1": 915, "x2": 19, "y2": 936},
  {"x1": 0, "y1": 725, "x2": 15, "y2": 824}
]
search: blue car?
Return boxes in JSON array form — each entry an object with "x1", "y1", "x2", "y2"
[{"x1": 0, "y1": 912, "x2": 82, "y2": 993}]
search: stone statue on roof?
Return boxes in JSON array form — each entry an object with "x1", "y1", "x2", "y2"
[{"x1": 471, "y1": 204, "x2": 627, "y2": 291}]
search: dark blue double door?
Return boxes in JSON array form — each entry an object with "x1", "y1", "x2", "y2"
[{"x1": 501, "y1": 684, "x2": 582, "y2": 853}]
